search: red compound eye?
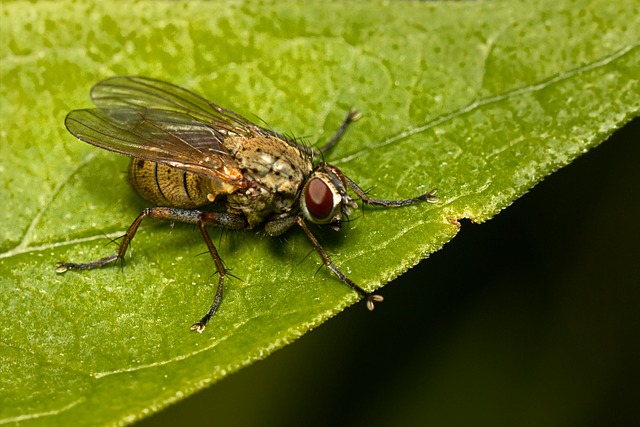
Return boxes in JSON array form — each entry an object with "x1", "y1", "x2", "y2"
[{"x1": 305, "y1": 177, "x2": 334, "y2": 220}]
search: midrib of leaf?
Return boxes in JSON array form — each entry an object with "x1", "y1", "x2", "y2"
[{"x1": 334, "y1": 42, "x2": 639, "y2": 165}]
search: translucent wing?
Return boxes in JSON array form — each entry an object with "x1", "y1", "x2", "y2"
[
  {"x1": 89, "y1": 76, "x2": 280, "y2": 140},
  {"x1": 65, "y1": 108, "x2": 246, "y2": 184},
  {"x1": 64, "y1": 76, "x2": 284, "y2": 185}
]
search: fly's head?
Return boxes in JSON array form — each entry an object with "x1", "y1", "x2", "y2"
[{"x1": 299, "y1": 164, "x2": 358, "y2": 231}]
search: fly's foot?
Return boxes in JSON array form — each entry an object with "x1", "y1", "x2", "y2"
[
  {"x1": 56, "y1": 263, "x2": 70, "y2": 273},
  {"x1": 346, "y1": 107, "x2": 363, "y2": 123},
  {"x1": 365, "y1": 294, "x2": 384, "y2": 311},
  {"x1": 423, "y1": 189, "x2": 439, "y2": 203},
  {"x1": 190, "y1": 322, "x2": 207, "y2": 333}
]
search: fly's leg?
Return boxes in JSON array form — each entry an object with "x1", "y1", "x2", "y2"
[
  {"x1": 57, "y1": 207, "x2": 248, "y2": 332},
  {"x1": 266, "y1": 215, "x2": 381, "y2": 306},
  {"x1": 190, "y1": 220, "x2": 226, "y2": 333},
  {"x1": 298, "y1": 108, "x2": 362, "y2": 157},
  {"x1": 279, "y1": 215, "x2": 383, "y2": 310},
  {"x1": 317, "y1": 108, "x2": 362, "y2": 154},
  {"x1": 345, "y1": 176, "x2": 439, "y2": 206},
  {"x1": 191, "y1": 211, "x2": 248, "y2": 332},
  {"x1": 56, "y1": 208, "x2": 153, "y2": 273}
]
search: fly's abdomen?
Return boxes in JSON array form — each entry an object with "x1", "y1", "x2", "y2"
[{"x1": 129, "y1": 159, "x2": 211, "y2": 208}]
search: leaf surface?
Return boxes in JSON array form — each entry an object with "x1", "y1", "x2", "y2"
[{"x1": 1, "y1": 1, "x2": 638, "y2": 425}]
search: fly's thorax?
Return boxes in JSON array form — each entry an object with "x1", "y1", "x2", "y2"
[
  {"x1": 129, "y1": 158, "x2": 216, "y2": 208},
  {"x1": 300, "y1": 164, "x2": 358, "y2": 231},
  {"x1": 223, "y1": 135, "x2": 313, "y2": 193},
  {"x1": 223, "y1": 135, "x2": 313, "y2": 227}
]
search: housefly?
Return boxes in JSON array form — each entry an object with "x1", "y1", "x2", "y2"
[{"x1": 57, "y1": 76, "x2": 438, "y2": 332}]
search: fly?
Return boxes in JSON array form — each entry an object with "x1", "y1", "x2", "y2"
[{"x1": 57, "y1": 76, "x2": 439, "y2": 332}]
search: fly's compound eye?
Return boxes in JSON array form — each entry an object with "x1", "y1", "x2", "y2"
[
  {"x1": 300, "y1": 174, "x2": 344, "y2": 226},
  {"x1": 304, "y1": 177, "x2": 335, "y2": 221},
  {"x1": 300, "y1": 166, "x2": 357, "y2": 228}
]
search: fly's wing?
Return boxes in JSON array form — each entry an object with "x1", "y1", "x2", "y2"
[
  {"x1": 90, "y1": 76, "x2": 282, "y2": 140},
  {"x1": 65, "y1": 108, "x2": 244, "y2": 185},
  {"x1": 64, "y1": 76, "x2": 285, "y2": 188}
]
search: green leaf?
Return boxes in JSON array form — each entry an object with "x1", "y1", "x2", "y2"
[{"x1": 1, "y1": 0, "x2": 638, "y2": 426}]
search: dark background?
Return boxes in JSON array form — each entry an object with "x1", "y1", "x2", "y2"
[{"x1": 140, "y1": 117, "x2": 639, "y2": 427}]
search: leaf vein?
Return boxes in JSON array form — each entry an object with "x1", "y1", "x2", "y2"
[{"x1": 333, "y1": 43, "x2": 640, "y2": 165}]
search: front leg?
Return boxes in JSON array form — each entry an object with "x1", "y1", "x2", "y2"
[
  {"x1": 57, "y1": 207, "x2": 248, "y2": 332},
  {"x1": 345, "y1": 176, "x2": 439, "y2": 207},
  {"x1": 294, "y1": 217, "x2": 383, "y2": 310},
  {"x1": 264, "y1": 214, "x2": 383, "y2": 310}
]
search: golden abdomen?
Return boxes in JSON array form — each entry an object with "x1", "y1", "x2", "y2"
[{"x1": 129, "y1": 159, "x2": 212, "y2": 208}]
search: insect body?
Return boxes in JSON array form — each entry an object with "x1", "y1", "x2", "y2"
[{"x1": 57, "y1": 76, "x2": 438, "y2": 332}]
